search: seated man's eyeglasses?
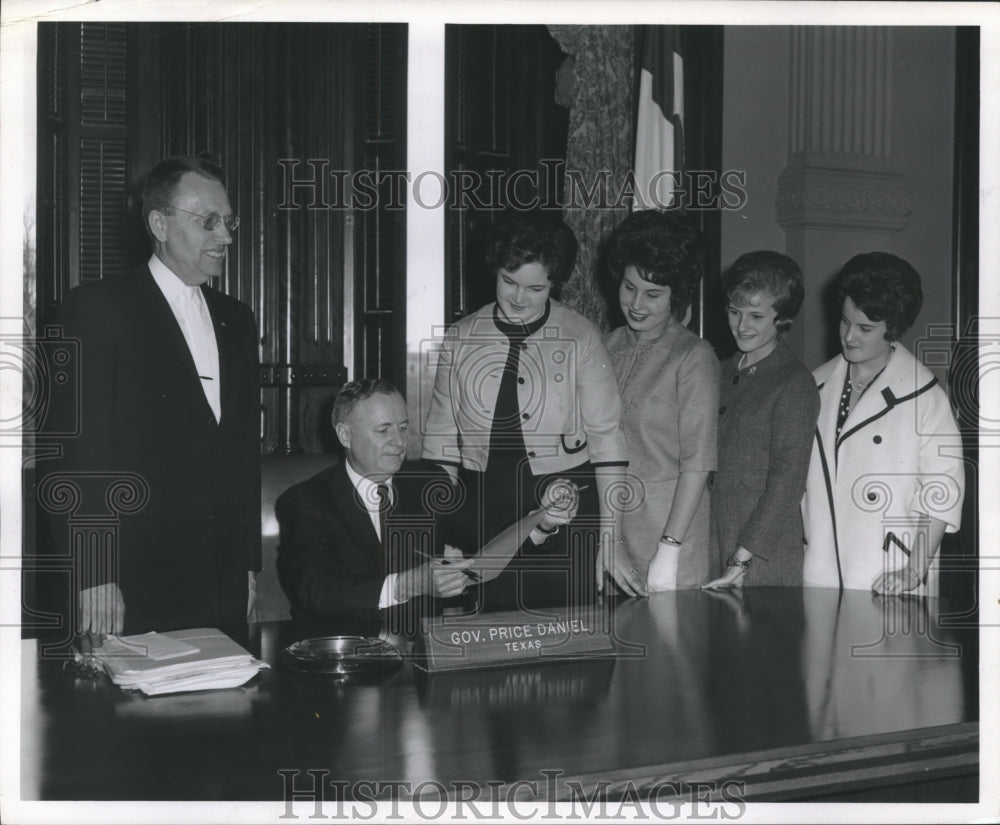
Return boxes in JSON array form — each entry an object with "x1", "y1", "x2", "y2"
[{"x1": 166, "y1": 206, "x2": 240, "y2": 233}]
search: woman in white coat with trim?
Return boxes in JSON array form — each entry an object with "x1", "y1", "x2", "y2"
[{"x1": 802, "y1": 253, "x2": 964, "y2": 597}]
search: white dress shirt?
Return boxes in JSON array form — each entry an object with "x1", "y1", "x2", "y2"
[
  {"x1": 343, "y1": 460, "x2": 404, "y2": 608},
  {"x1": 149, "y1": 254, "x2": 221, "y2": 422}
]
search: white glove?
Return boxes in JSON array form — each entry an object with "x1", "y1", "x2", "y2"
[{"x1": 647, "y1": 540, "x2": 681, "y2": 591}]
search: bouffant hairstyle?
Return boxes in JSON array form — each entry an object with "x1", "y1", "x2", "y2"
[
  {"x1": 835, "y1": 252, "x2": 923, "y2": 341},
  {"x1": 605, "y1": 209, "x2": 705, "y2": 317},
  {"x1": 484, "y1": 211, "x2": 578, "y2": 295},
  {"x1": 331, "y1": 378, "x2": 401, "y2": 427},
  {"x1": 722, "y1": 251, "x2": 805, "y2": 332}
]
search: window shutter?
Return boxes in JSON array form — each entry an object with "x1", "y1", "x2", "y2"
[
  {"x1": 77, "y1": 23, "x2": 130, "y2": 282},
  {"x1": 80, "y1": 23, "x2": 127, "y2": 125},
  {"x1": 358, "y1": 24, "x2": 407, "y2": 385},
  {"x1": 79, "y1": 138, "x2": 127, "y2": 282},
  {"x1": 457, "y1": 27, "x2": 511, "y2": 156}
]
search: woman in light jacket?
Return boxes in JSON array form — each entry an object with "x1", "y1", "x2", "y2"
[
  {"x1": 604, "y1": 210, "x2": 719, "y2": 590},
  {"x1": 422, "y1": 211, "x2": 639, "y2": 606},
  {"x1": 802, "y1": 253, "x2": 964, "y2": 597}
]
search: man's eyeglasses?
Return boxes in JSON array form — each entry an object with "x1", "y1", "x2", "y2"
[{"x1": 166, "y1": 206, "x2": 240, "y2": 233}]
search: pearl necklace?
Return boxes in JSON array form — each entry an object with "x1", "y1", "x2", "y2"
[
  {"x1": 850, "y1": 369, "x2": 874, "y2": 393},
  {"x1": 849, "y1": 359, "x2": 889, "y2": 395}
]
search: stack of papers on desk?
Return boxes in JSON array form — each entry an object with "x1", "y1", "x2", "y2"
[{"x1": 94, "y1": 628, "x2": 268, "y2": 696}]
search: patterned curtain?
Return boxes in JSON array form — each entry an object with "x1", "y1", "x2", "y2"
[{"x1": 548, "y1": 25, "x2": 636, "y2": 331}]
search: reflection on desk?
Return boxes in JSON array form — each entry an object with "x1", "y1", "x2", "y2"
[
  {"x1": 416, "y1": 659, "x2": 615, "y2": 710},
  {"x1": 802, "y1": 589, "x2": 965, "y2": 740},
  {"x1": 20, "y1": 588, "x2": 977, "y2": 803},
  {"x1": 114, "y1": 685, "x2": 258, "y2": 720}
]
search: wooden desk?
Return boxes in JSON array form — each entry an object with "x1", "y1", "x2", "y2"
[{"x1": 20, "y1": 588, "x2": 978, "y2": 804}]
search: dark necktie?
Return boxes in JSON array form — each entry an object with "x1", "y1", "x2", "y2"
[{"x1": 376, "y1": 483, "x2": 390, "y2": 548}]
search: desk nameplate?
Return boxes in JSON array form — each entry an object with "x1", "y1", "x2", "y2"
[{"x1": 414, "y1": 606, "x2": 614, "y2": 672}]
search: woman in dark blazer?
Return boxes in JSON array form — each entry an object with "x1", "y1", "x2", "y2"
[{"x1": 703, "y1": 251, "x2": 820, "y2": 588}]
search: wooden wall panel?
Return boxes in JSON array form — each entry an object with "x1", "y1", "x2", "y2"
[
  {"x1": 355, "y1": 24, "x2": 407, "y2": 391},
  {"x1": 37, "y1": 22, "x2": 408, "y2": 454},
  {"x1": 444, "y1": 25, "x2": 568, "y2": 324},
  {"x1": 38, "y1": 24, "x2": 68, "y2": 309}
]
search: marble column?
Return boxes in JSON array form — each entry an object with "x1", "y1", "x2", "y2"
[{"x1": 776, "y1": 27, "x2": 912, "y2": 367}]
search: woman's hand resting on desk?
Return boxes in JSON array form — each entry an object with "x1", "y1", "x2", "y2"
[
  {"x1": 646, "y1": 540, "x2": 682, "y2": 591},
  {"x1": 702, "y1": 566, "x2": 745, "y2": 590},
  {"x1": 871, "y1": 566, "x2": 922, "y2": 597},
  {"x1": 597, "y1": 541, "x2": 648, "y2": 598},
  {"x1": 702, "y1": 548, "x2": 752, "y2": 590}
]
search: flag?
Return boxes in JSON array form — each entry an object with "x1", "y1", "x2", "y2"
[{"x1": 632, "y1": 26, "x2": 684, "y2": 210}]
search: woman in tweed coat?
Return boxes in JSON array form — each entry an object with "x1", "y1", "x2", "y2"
[
  {"x1": 604, "y1": 210, "x2": 719, "y2": 590},
  {"x1": 703, "y1": 252, "x2": 820, "y2": 588}
]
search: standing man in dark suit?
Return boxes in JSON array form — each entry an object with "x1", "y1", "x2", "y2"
[
  {"x1": 52, "y1": 155, "x2": 260, "y2": 636},
  {"x1": 276, "y1": 379, "x2": 475, "y2": 628}
]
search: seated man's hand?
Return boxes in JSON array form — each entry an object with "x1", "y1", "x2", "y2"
[
  {"x1": 78, "y1": 582, "x2": 125, "y2": 639},
  {"x1": 430, "y1": 545, "x2": 476, "y2": 598},
  {"x1": 395, "y1": 546, "x2": 476, "y2": 601}
]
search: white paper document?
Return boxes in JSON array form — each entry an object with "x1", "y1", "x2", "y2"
[
  {"x1": 99, "y1": 632, "x2": 199, "y2": 661},
  {"x1": 93, "y1": 628, "x2": 269, "y2": 696}
]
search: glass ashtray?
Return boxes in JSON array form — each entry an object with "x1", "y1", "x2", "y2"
[{"x1": 280, "y1": 636, "x2": 403, "y2": 676}]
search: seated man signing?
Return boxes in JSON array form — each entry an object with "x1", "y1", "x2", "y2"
[
  {"x1": 276, "y1": 379, "x2": 579, "y2": 627},
  {"x1": 276, "y1": 379, "x2": 474, "y2": 626}
]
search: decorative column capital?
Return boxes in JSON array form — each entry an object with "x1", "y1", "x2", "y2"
[
  {"x1": 777, "y1": 153, "x2": 912, "y2": 232},
  {"x1": 778, "y1": 27, "x2": 911, "y2": 235},
  {"x1": 37, "y1": 471, "x2": 151, "y2": 518}
]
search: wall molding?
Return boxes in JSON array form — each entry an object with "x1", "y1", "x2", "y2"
[
  {"x1": 777, "y1": 156, "x2": 912, "y2": 232},
  {"x1": 779, "y1": 27, "x2": 910, "y2": 235}
]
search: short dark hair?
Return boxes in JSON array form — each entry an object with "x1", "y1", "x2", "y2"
[
  {"x1": 484, "y1": 211, "x2": 578, "y2": 294},
  {"x1": 835, "y1": 252, "x2": 923, "y2": 341},
  {"x1": 722, "y1": 250, "x2": 805, "y2": 332},
  {"x1": 606, "y1": 209, "x2": 705, "y2": 317},
  {"x1": 332, "y1": 378, "x2": 402, "y2": 428},
  {"x1": 142, "y1": 155, "x2": 227, "y2": 236}
]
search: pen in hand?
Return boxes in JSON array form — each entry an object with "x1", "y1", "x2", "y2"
[
  {"x1": 544, "y1": 482, "x2": 587, "y2": 513},
  {"x1": 411, "y1": 547, "x2": 480, "y2": 581}
]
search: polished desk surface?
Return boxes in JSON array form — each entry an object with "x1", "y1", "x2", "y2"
[{"x1": 21, "y1": 588, "x2": 978, "y2": 802}]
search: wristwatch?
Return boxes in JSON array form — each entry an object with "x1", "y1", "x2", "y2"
[
  {"x1": 725, "y1": 554, "x2": 751, "y2": 571},
  {"x1": 660, "y1": 535, "x2": 682, "y2": 546}
]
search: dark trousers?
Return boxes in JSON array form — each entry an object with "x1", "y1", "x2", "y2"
[{"x1": 450, "y1": 460, "x2": 599, "y2": 612}]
